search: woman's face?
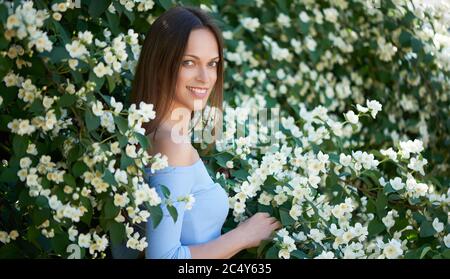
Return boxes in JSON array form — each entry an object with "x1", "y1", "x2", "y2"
[{"x1": 172, "y1": 28, "x2": 219, "y2": 113}]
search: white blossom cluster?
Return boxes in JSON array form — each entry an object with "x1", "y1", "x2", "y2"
[
  {"x1": 220, "y1": 96, "x2": 448, "y2": 259},
  {"x1": 5, "y1": 1, "x2": 53, "y2": 53}
]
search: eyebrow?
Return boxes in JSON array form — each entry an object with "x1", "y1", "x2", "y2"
[{"x1": 184, "y1": 54, "x2": 220, "y2": 60}]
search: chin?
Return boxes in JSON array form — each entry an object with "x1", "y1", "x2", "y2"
[{"x1": 190, "y1": 99, "x2": 208, "y2": 111}]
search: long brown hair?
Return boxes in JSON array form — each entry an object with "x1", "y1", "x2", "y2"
[{"x1": 130, "y1": 6, "x2": 224, "y2": 146}]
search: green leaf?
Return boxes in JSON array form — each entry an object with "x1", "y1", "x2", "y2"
[
  {"x1": 104, "y1": 198, "x2": 120, "y2": 219},
  {"x1": 442, "y1": 249, "x2": 450, "y2": 259},
  {"x1": 279, "y1": 209, "x2": 295, "y2": 227},
  {"x1": 106, "y1": 11, "x2": 121, "y2": 36},
  {"x1": 149, "y1": 205, "x2": 163, "y2": 229},
  {"x1": 102, "y1": 169, "x2": 117, "y2": 186},
  {"x1": 0, "y1": 243, "x2": 24, "y2": 259},
  {"x1": 167, "y1": 204, "x2": 178, "y2": 223},
  {"x1": 419, "y1": 246, "x2": 432, "y2": 259},
  {"x1": 63, "y1": 173, "x2": 76, "y2": 188},
  {"x1": 160, "y1": 185, "x2": 171, "y2": 199},
  {"x1": 109, "y1": 221, "x2": 125, "y2": 246},
  {"x1": 72, "y1": 161, "x2": 88, "y2": 178},
  {"x1": 134, "y1": 132, "x2": 149, "y2": 150},
  {"x1": 106, "y1": 75, "x2": 116, "y2": 93},
  {"x1": 265, "y1": 245, "x2": 279, "y2": 259},
  {"x1": 114, "y1": 115, "x2": 128, "y2": 134},
  {"x1": 375, "y1": 192, "x2": 388, "y2": 218},
  {"x1": 0, "y1": 167, "x2": 18, "y2": 184},
  {"x1": 256, "y1": 239, "x2": 272, "y2": 258},
  {"x1": 29, "y1": 99, "x2": 45, "y2": 115},
  {"x1": 88, "y1": 0, "x2": 112, "y2": 18},
  {"x1": 230, "y1": 169, "x2": 249, "y2": 180},
  {"x1": 419, "y1": 220, "x2": 436, "y2": 238},
  {"x1": 12, "y1": 135, "x2": 27, "y2": 156},
  {"x1": 215, "y1": 153, "x2": 234, "y2": 168},
  {"x1": 49, "y1": 46, "x2": 70, "y2": 64},
  {"x1": 84, "y1": 109, "x2": 100, "y2": 131},
  {"x1": 35, "y1": 196, "x2": 50, "y2": 209},
  {"x1": 118, "y1": 134, "x2": 128, "y2": 148},
  {"x1": 67, "y1": 145, "x2": 81, "y2": 166},
  {"x1": 368, "y1": 218, "x2": 385, "y2": 236},
  {"x1": 120, "y1": 154, "x2": 134, "y2": 169},
  {"x1": 0, "y1": 54, "x2": 12, "y2": 80},
  {"x1": 58, "y1": 94, "x2": 77, "y2": 108},
  {"x1": 291, "y1": 249, "x2": 308, "y2": 259},
  {"x1": 51, "y1": 233, "x2": 70, "y2": 255},
  {"x1": 32, "y1": 208, "x2": 50, "y2": 225},
  {"x1": 53, "y1": 21, "x2": 70, "y2": 44},
  {"x1": 157, "y1": 0, "x2": 174, "y2": 10},
  {"x1": 88, "y1": 70, "x2": 105, "y2": 92}
]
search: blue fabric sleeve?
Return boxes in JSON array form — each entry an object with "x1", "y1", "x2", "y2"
[{"x1": 145, "y1": 171, "x2": 194, "y2": 259}]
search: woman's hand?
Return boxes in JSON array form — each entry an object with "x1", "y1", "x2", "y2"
[{"x1": 235, "y1": 212, "x2": 282, "y2": 250}]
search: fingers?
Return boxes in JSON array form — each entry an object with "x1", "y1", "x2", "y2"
[{"x1": 257, "y1": 212, "x2": 270, "y2": 218}]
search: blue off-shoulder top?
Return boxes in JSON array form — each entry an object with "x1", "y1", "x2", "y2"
[{"x1": 111, "y1": 158, "x2": 229, "y2": 259}]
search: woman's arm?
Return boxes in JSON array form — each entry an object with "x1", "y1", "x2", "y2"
[
  {"x1": 188, "y1": 227, "x2": 245, "y2": 259},
  {"x1": 189, "y1": 212, "x2": 281, "y2": 259}
]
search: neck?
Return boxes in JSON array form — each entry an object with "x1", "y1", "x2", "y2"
[{"x1": 158, "y1": 106, "x2": 193, "y2": 144}]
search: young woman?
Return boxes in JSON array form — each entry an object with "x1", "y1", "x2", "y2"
[{"x1": 114, "y1": 6, "x2": 281, "y2": 259}]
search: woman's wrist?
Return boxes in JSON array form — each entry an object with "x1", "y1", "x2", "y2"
[{"x1": 229, "y1": 226, "x2": 249, "y2": 251}]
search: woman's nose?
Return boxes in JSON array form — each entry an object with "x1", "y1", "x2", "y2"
[{"x1": 196, "y1": 66, "x2": 208, "y2": 83}]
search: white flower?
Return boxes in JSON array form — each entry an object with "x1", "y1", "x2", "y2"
[
  {"x1": 65, "y1": 40, "x2": 88, "y2": 59},
  {"x1": 323, "y1": 8, "x2": 338, "y2": 22},
  {"x1": 366, "y1": 100, "x2": 382, "y2": 118},
  {"x1": 78, "y1": 233, "x2": 91, "y2": 248},
  {"x1": 407, "y1": 157, "x2": 428, "y2": 176},
  {"x1": 444, "y1": 234, "x2": 450, "y2": 248},
  {"x1": 389, "y1": 177, "x2": 405, "y2": 191},
  {"x1": 240, "y1": 17, "x2": 260, "y2": 32},
  {"x1": 226, "y1": 160, "x2": 234, "y2": 169},
  {"x1": 93, "y1": 62, "x2": 113, "y2": 78},
  {"x1": 67, "y1": 59, "x2": 78, "y2": 70},
  {"x1": 299, "y1": 11, "x2": 310, "y2": 22},
  {"x1": 356, "y1": 104, "x2": 369, "y2": 113},
  {"x1": 277, "y1": 13, "x2": 291, "y2": 28},
  {"x1": 289, "y1": 204, "x2": 302, "y2": 220},
  {"x1": 110, "y1": 142, "x2": 121, "y2": 154},
  {"x1": 222, "y1": 31, "x2": 233, "y2": 40},
  {"x1": 432, "y1": 218, "x2": 444, "y2": 233},
  {"x1": 91, "y1": 101, "x2": 104, "y2": 117},
  {"x1": 68, "y1": 226, "x2": 78, "y2": 242},
  {"x1": 344, "y1": 110, "x2": 359, "y2": 124},
  {"x1": 78, "y1": 30, "x2": 93, "y2": 45},
  {"x1": 278, "y1": 248, "x2": 290, "y2": 259},
  {"x1": 382, "y1": 239, "x2": 403, "y2": 259},
  {"x1": 114, "y1": 193, "x2": 130, "y2": 208},
  {"x1": 114, "y1": 169, "x2": 128, "y2": 185},
  {"x1": 20, "y1": 157, "x2": 32, "y2": 169},
  {"x1": 339, "y1": 153, "x2": 352, "y2": 167},
  {"x1": 381, "y1": 148, "x2": 398, "y2": 162},
  {"x1": 308, "y1": 229, "x2": 325, "y2": 243},
  {"x1": 184, "y1": 194, "x2": 195, "y2": 210},
  {"x1": 315, "y1": 251, "x2": 335, "y2": 259},
  {"x1": 125, "y1": 144, "x2": 137, "y2": 158},
  {"x1": 138, "y1": 102, "x2": 156, "y2": 121}
]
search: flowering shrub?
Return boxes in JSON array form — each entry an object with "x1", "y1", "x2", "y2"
[
  {"x1": 0, "y1": 0, "x2": 449, "y2": 259},
  {"x1": 204, "y1": 98, "x2": 449, "y2": 259}
]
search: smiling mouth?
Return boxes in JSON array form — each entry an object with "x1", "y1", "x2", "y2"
[{"x1": 187, "y1": 86, "x2": 208, "y2": 98}]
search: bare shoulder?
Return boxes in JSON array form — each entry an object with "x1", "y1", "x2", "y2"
[{"x1": 147, "y1": 131, "x2": 199, "y2": 167}]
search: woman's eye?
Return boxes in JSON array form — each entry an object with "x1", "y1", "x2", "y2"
[
  {"x1": 182, "y1": 60, "x2": 194, "y2": 66},
  {"x1": 209, "y1": 61, "x2": 219, "y2": 67}
]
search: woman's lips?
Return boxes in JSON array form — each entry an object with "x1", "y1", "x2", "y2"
[{"x1": 187, "y1": 86, "x2": 208, "y2": 99}]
